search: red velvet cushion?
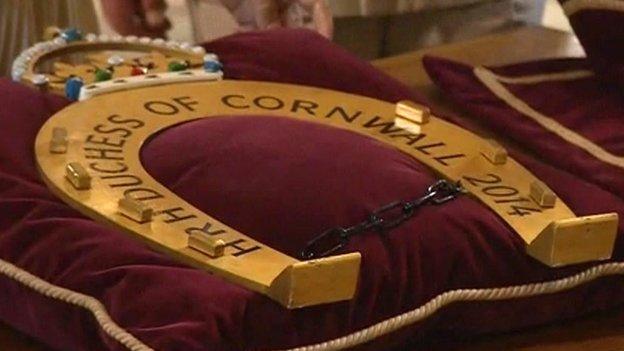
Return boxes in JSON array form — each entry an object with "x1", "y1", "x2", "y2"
[{"x1": 2, "y1": 29, "x2": 624, "y2": 351}]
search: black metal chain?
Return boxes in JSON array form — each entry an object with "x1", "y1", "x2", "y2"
[{"x1": 300, "y1": 179, "x2": 464, "y2": 260}]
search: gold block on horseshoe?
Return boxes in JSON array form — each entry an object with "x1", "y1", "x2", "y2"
[
  {"x1": 527, "y1": 213, "x2": 618, "y2": 267},
  {"x1": 530, "y1": 180, "x2": 557, "y2": 208},
  {"x1": 480, "y1": 139, "x2": 507, "y2": 165},
  {"x1": 188, "y1": 233, "x2": 226, "y2": 258},
  {"x1": 65, "y1": 162, "x2": 91, "y2": 190},
  {"x1": 118, "y1": 196, "x2": 153, "y2": 223},
  {"x1": 395, "y1": 100, "x2": 430, "y2": 124},
  {"x1": 49, "y1": 127, "x2": 68, "y2": 154},
  {"x1": 394, "y1": 116, "x2": 422, "y2": 134},
  {"x1": 269, "y1": 253, "x2": 361, "y2": 308}
]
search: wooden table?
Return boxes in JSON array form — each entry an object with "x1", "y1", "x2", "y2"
[
  {"x1": 3, "y1": 26, "x2": 623, "y2": 351},
  {"x1": 372, "y1": 25, "x2": 585, "y2": 94}
]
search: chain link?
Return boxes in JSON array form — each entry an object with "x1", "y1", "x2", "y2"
[{"x1": 300, "y1": 180, "x2": 464, "y2": 260}]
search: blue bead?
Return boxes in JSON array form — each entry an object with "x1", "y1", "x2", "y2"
[
  {"x1": 61, "y1": 28, "x2": 82, "y2": 42},
  {"x1": 203, "y1": 60, "x2": 222, "y2": 73},
  {"x1": 65, "y1": 77, "x2": 83, "y2": 101}
]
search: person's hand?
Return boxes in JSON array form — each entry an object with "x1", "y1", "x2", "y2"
[
  {"x1": 221, "y1": 0, "x2": 333, "y2": 39},
  {"x1": 100, "y1": 0, "x2": 171, "y2": 38}
]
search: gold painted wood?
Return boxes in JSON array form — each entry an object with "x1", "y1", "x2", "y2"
[
  {"x1": 394, "y1": 117, "x2": 423, "y2": 134},
  {"x1": 527, "y1": 213, "x2": 618, "y2": 267},
  {"x1": 49, "y1": 127, "x2": 68, "y2": 154},
  {"x1": 530, "y1": 180, "x2": 557, "y2": 208},
  {"x1": 395, "y1": 100, "x2": 430, "y2": 124},
  {"x1": 188, "y1": 233, "x2": 226, "y2": 258},
  {"x1": 118, "y1": 195, "x2": 154, "y2": 223},
  {"x1": 65, "y1": 162, "x2": 91, "y2": 190},
  {"x1": 35, "y1": 80, "x2": 616, "y2": 308},
  {"x1": 481, "y1": 139, "x2": 508, "y2": 165}
]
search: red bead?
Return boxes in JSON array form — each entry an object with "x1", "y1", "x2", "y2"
[{"x1": 131, "y1": 66, "x2": 146, "y2": 76}]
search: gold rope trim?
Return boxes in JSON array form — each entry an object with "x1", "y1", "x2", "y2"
[
  {"x1": 474, "y1": 66, "x2": 624, "y2": 170},
  {"x1": 0, "y1": 257, "x2": 153, "y2": 351},
  {"x1": 563, "y1": 0, "x2": 624, "y2": 16},
  {"x1": 284, "y1": 262, "x2": 624, "y2": 351},
  {"x1": 2, "y1": 234, "x2": 624, "y2": 351}
]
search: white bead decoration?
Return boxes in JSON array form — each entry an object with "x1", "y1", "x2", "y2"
[
  {"x1": 10, "y1": 30, "x2": 222, "y2": 84},
  {"x1": 31, "y1": 74, "x2": 49, "y2": 86},
  {"x1": 192, "y1": 46, "x2": 206, "y2": 55},
  {"x1": 53, "y1": 37, "x2": 67, "y2": 46},
  {"x1": 107, "y1": 55, "x2": 125, "y2": 66},
  {"x1": 31, "y1": 43, "x2": 46, "y2": 54},
  {"x1": 13, "y1": 61, "x2": 27, "y2": 71},
  {"x1": 204, "y1": 53, "x2": 219, "y2": 61},
  {"x1": 78, "y1": 69, "x2": 223, "y2": 101},
  {"x1": 17, "y1": 54, "x2": 29, "y2": 63},
  {"x1": 12, "y1": 68, "x2": 25, "y2": 81},
  {"x1": 165, "y1": 40, "x2": 179, "y2": 49}
]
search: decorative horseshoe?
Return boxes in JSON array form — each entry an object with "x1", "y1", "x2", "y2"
[{"x1": 35, "y1": 80, "x2": 618, "y2": 308}]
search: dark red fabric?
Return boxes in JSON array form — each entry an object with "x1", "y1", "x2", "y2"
[
  {"x1": 423, "y1": 56, "x2": 624, "y2": 199},
  {"x1": 2, "y1": 29, "x2": 624, "y2": 351},
  {"x1": 203, "y1": 28, "x2": 421, "y2": 103}
]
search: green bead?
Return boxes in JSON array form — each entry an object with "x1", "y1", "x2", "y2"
[
  {"x1": 168, "y1": 61, "x2": 188, "y2": 72},
  {"x1": 94, "y1": 68, "x2": 112, "y2": 82}
]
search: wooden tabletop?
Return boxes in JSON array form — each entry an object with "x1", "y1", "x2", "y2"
[
  {"x1": 372, "y1": 25, "x2": 586, "y2": 94},
  {"x1": 3, "y1": 26, "x2": 621, "y2": 351}
]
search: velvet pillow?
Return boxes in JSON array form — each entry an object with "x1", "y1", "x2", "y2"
[{"x1": 2, "y1": 29, "x2": 624, "y2": 351}]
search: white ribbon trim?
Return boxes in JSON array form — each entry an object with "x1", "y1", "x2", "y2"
[
  {"x1": 483, "y1": 69, "x2": 594, "y2": 85},
  {"x1": 563, "y1": 0, "x2": 624, "y2": 16}
]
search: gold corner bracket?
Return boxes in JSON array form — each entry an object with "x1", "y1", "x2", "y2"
[
  {"x1": 269, "y1": 253, "x2": 361, "y2": 308},
  {"x1": 527, "y1": 213, "x2": 618, "y2": 267}
]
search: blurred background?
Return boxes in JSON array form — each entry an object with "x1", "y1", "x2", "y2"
[
  {"x1": 2, "y1": 0, "x2": 573, "y2": 77},
  {"x1": 93, "y1": 0, "x2": 572, "y2": 60}
]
